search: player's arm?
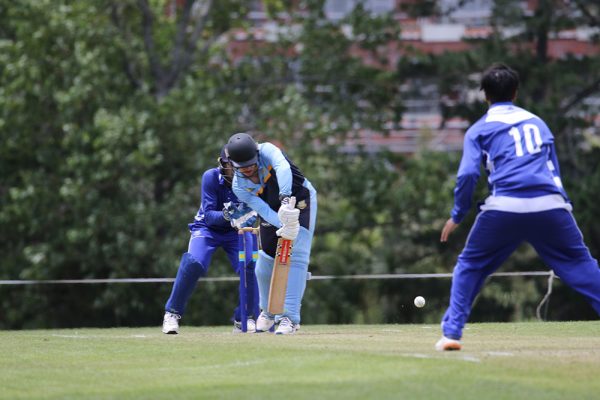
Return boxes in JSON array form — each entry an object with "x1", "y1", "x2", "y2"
[
  {"x1": 547, "y1": 143, "x2": 568, "y2": 194},
  {"x1": 260, "y1": 142, "x2": 293, "y2": 198},
  {"x1": 258, "y1": 142, "x2": 301, "y2": 236},
  {"x1": 451, "y1": 132, "x2": 482, "y2": 224},
  {"x1": 201, "y1": 170, "x2": 231, "y2": 228},
  {"x1": 542, "y1": 121, "x2": 570, "y2": 197},
  {"x1": 441, "y1": 131, "x2": 481, "y2": 242},
  {"x1": 232, "y1": 176, "x2": 281, "y2": 227}
]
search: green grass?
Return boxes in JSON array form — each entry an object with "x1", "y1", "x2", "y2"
[{"x1": 1, "y1": 321, "x2": 599, "y2": 399}]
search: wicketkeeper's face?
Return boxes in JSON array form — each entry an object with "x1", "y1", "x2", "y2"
[{"x1": 221, "y1": 161, "x2": 234, "y2": 181}]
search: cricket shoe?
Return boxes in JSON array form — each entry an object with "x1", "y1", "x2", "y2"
[
  {"x1": 232, "y1": 319, "x2": 256, "y2": 334},
  {"x1": 435, "y1": 336, "x2": 462, "y2": 351},
  {"x1": 275, "y1": 317, "x2": 299, "y2": 335},
  {"x1": 255, "y1": 311, "x2": 275, "y2": 332},
  {"x1": 162, "y1": 312, "x2": 181, "y2": 334}
]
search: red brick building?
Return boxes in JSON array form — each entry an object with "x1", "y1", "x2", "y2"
[{"x1": 224, "y1": 1, "x2": 600, "y2": 153}]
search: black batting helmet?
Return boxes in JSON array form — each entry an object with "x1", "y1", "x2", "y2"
[{"x1": 226, "y1": 133, "x2": 258, "y2": 168}]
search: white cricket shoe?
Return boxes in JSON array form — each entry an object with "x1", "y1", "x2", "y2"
[
  {"x1": 162, "y1": 312, "x2": 181, "y2": 334},
  {"x1": 435, "y1": 336, "x2": 462, "y2": 351},
  {"x1": 256, "y1": 311, "x2": 275, "y2": 332},
  {"x1": 275, "y1": 317, "x2": 298, "y2": 335},
  {"x1": 232, "y1": 319, "x2": 256, "y2": 334}
]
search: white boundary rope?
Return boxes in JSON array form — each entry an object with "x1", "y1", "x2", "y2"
[
  {"x1": 0, "y1": 270, "x2": 553, "y2": 285},
  {"x1": 1, "y1": 271, "x2": 556, "y2": 322}
]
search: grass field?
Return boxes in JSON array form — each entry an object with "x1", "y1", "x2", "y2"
[{"x1": 1, "y1": 321, "x2": 599, "y2": 399}]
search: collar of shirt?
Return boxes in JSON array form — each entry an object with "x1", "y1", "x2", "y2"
[{"x1": 489, "y1": 101, "x2": 514, "y2": 109}]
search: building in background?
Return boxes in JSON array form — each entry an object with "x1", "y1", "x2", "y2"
[{"x1": 223, "y1": 0, "x2": 600, "y2": 153}]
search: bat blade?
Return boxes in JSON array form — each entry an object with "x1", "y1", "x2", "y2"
[{"x1": 267, "y1": 237, "x2": 292, "y2": 314}]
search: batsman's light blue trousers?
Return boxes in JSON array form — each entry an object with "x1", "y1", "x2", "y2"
[
  {"x1": 442, "y1": 209, "x2": 600, "y2": 340},
  {"x1": 255, "y1": 185, "x2": 317, "y2": 324}
]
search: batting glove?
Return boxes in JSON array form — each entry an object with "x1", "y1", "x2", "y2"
[
  {"x1": 277, "y1": 196, "x2": 299, "y2": 225},
  {"x1": 276, "y1": 220, "x2": 300, "y2": 241}
]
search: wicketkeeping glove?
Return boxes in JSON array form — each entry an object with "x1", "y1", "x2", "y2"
[
  {"x1": 277, "y1": 196, "x2": 299, "y2": 225},
  {"x1": 223, "y1": 201, "x2": 253, "y2": 221},
  {"x1": 231, "y1": 211, "x2": 258, "y2": 230}
]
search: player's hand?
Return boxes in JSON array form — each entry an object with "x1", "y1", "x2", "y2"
[
  {"x1": 276, "y1": 220, "x2": 300, "y2": 241},
  {"x1": 232, "y1": 212, "x2": 257, "y2": 229},
  {"x1": 440, "y1": 218, "x2": 459, "y2": 242},
  {"x1": 222, "y1": 202, "x2": 235, "y2": 221},
  {"x1": 277, "y1": 196, "x2": 299, "y2": 225},
  {"x1": 223, "y1": 201, "x2": 253, "y2": 221}
]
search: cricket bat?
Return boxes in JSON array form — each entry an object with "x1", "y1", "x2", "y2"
[{"x1": 267, "y1": 237, "x2": 293, "y2": 314}]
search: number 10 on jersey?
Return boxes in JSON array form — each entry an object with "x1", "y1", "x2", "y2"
[{"x1": 508, "y1": 123, "x2": 543, "y2": 156}]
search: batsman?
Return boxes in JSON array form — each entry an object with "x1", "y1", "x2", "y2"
[{"x1": 225, "y1": 132, "x2": 317, "y2": 335}]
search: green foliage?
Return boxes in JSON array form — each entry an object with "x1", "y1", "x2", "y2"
[
  {"x1": 1, "y1": 0, "x2": 599, "y2": 329},
  {"x1": 0, "y1": 0, "x2": 243, "y2": 328}
]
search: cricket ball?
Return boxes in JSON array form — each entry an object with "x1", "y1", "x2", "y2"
[{"x1": 414, "y1": 296, "x2": 426, "y2": 308}]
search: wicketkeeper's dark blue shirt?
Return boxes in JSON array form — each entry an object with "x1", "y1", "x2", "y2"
[{"x1": 188, "y1": 167, "x2": 238, "y2": 233}]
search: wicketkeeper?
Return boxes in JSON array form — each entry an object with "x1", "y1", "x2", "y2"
[
  {"x1": 162, "y1": 146, "x2": 258, "y2": 334},
  {"x1": 225, "y1": 132, "x2": 317, "y2": 335}
]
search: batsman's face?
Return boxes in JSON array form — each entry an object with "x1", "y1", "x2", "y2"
[{"x1": 237, "y1": 164, "x2": 258, "y2": 178}]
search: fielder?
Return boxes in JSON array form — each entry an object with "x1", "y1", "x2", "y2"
[
  {"x1": 162, "y1": 147, "x2": 258, "y2": 334},
  {"x1": 225, "y1": 132, "x2": 317, "y2": 335},
  {"x1": 437, "y1": 63, "x2": 600, "y2": 351}
]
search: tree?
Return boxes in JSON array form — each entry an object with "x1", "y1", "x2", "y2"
[
  {"x1": 1, "y1": 0, "x2": 598, "y2": 328},
  {"x1": 0, "y1": 0, "x2": 253, "y2": 328}
]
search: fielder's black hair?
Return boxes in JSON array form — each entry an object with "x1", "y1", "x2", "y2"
[{"x1": 480, "y1": 63, "x2": 519, "y2": 104}]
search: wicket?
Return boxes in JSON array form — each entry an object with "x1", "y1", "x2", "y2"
[{"x1": 238, "y1": 227, "x2": 260, "y2": 332}]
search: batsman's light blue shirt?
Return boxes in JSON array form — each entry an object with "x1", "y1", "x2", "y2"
[
  {"x1": 232, "y1": 142, "x2": 293, "y2": 228},
  {"x1": 451, "y1": 102, "x2": 571, "y2": 223}
]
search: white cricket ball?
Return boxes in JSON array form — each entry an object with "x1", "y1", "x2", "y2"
[{"x1": 414, "y1": 296, "x2": 426, "y2": 308}]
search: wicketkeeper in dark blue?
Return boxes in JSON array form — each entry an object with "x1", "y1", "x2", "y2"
[
  {"x1": 437, "y1": 63, "x2": 600, "y2": 351},
  {"x1": 162, "y1": 147, "x2": 258, "y2": 334}
]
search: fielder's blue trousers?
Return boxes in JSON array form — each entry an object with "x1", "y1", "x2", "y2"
[{"x1": 441, "y1": 209, "x2": 600, "y2": 340}]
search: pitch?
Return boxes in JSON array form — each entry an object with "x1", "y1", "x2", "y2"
[{"x1": 1, "y1": 321, "x2": 599, "y2": 399}]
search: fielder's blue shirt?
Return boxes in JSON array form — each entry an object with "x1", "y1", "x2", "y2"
[{"x1": 452, "y1": 102, "x2": 570, "y2": 223}]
